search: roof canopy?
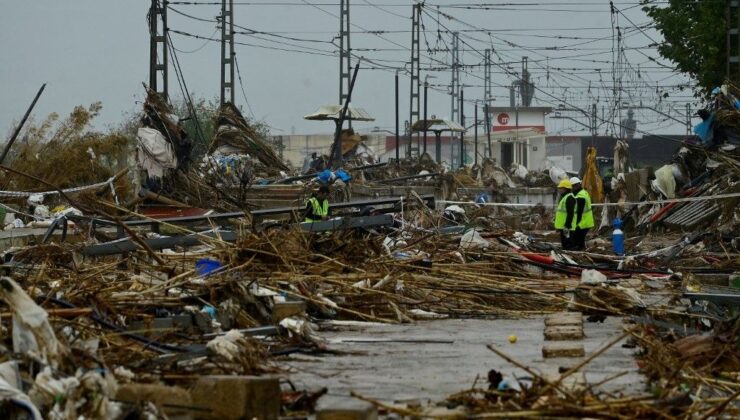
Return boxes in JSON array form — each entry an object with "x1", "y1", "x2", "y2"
[
  {"x1": 411, "y1": 119, "x2": 465, "y2": 133},
  {"x1": 304, "y1": 105, "x2": 375, "y2": 121}
]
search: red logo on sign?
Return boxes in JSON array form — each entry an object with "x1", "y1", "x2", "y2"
[{"x1": 497, "y1": 113, "x2": 510, "y2": 125}]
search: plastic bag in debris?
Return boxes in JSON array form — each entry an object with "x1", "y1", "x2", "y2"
[
  {"x1": 279, "y1": 317, "x2": 324, "y2": 343},
  {"x1": 418, "y1": 170, "x2": 433, "y2": 181},
  {"x1": 512, "y1": 232, "x2": 531, "y2": 248},
  {"x1": 549, "y1": 166, "x2": 568, "y2": 184},
  {"x1": 652, "y1": 164, "x2": 677, "y2": 199},
  {"x1": 335, "y1": 168, "x2": 352, "y2": 182},
  {"x1": 693, "y1": 112, "x2": 715, "y2": 144},
  {"x1": 27, "y1": 193, "x2": 44, "y2": 206},
  {"x1": 0, "y1": 277, "x2": 62, "y2": 365},
  {"x1": 195, "y1": 258, "x2": 223, "y2": 277},
  {"x1": 53, "y1": 206, "x2": 83, "y2": 219},
  {"x1": 30, "y1": 367, "x2": 79, "y2": 409},
  {"x1": 206, "y1": 329, "x2": 245, "y2": 362},
  {"x1": 0, "y1": 361, "x2": 43, "y2": 418},
  {"x1": 33, "y1": 205, "x2": 50, "y2": 219},
  {"x1": 316, "y1": 169, "x2": 335, "y2": 184},
  {"x1": 444, "y1": 205, "x2": 465, "y2": 215},
  {"x1": 136, "y1": 127, "x2": 178, "y2": 178},
  {"x1": 31, "y1": 367, "x2": 121, "y2": 419},
  {"x1": 460, "y1": 229, "x2": 490, "y2": 249},
  {"x1": 0, "y1": 375, "x2": 42, "y2": 420},
  {"x1": 512, "y1": 164, "x2": 529, "y2": 179},
  {"x1": 580, "y1": 269, "x2": 607, "y2": 285}
]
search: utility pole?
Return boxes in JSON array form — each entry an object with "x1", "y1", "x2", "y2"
[
  {"x1": 339, "y1": 0, "x2": 351, "y2": 106},
  {"x1": 408, "y1": 2, "x2": 421, "y2": 158},
  {"x1": 457, "y1": 88, "x2": 464, "y2": 168},
  {"x1": 148, "y1": 0, "x2": 168, "y2": 98},
  {"x1": 450, "y1": 32, "x2": 460, "y2": 123},
  {"x1": 685, "y1": 102, "x2": 692, "y2": 136},
  {"x1": 220, "y1": 0, "x2": 235, "y2": 106},
  {"x1": 484, "y1": 48, "x2": 492, "y2": 158},
  {"x1": 474, "y1": 102, "x2": 478, "y2": 166},
  {"x1": 728, "y1": 1, "x2": 740, "y2": 82},
  {"x1": 591, "y1": 103, "x2": 597, "y2": 146},
  {"x1": 395, "y1": 70, "x2": 400, "y2": 164},
  {"x1": 423, "y1": 77, "x2": 429, "y2": 155}
]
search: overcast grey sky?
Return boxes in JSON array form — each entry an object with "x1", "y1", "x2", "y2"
[{"x1": 1, "y1": 1, "x2": 696, "y2": 140}]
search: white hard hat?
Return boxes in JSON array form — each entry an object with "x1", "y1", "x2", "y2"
[{"x1": 569, "y1": 176, "x2": 582, "y2": 184}]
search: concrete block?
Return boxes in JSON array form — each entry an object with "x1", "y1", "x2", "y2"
[
  {"x1": 272, "y1": 301, "x2": 307, "y2": 323},
  {"x1": 190, "y1": 375, "x2": 280, "y2": 420},
  {"x1": 542, "y1": 342, "x2": 585, "y2": 358},
  {"x1": 316, "y1": 396, "x2": 378, "y2": 420},
  {"x1": 544, "y1": 313, "x2": 583, "y2": 327},
  {"x1": 116, "y1": 383, "x2": 193, "y2": 419},
  {"x1": 544, "y1": 325, "x2": 584, "y2": 341}
]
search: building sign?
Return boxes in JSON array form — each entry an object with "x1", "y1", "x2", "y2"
[{"x1": 489, "y1": 107, "x2": 550, "y2": 133}]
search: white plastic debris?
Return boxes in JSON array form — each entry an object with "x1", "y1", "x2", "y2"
[
  {"x1": 0, "y1": 277, "x2": 62, "y2": 366},
  {"x1": 0, "y1": 376, "x2": 42, "y2": 420},
  {"x1": 580, "y1": 269, "x2": 607, "y2": 285},
  {"x1": 512, "y1": 232, "x2": 531, "y2": 247},
  {"x1": 548, "y1": 166, "x2": 567, "y2": 184},
  {"x1": 615, "y1": 286, "x2": 645, "y2": 308},
  {"x1": 27, "y1": 194, "x2": 44, "y2": 206},
  {"x1": 444, "y1": 205, "x2": 466, "y2": 215},
  {"x1": 512, "y1": 164, "x2": 529, "y2": 179},
  {"x1": 409, "y1": 309, "x2": 448, "y2": 319},
  {"x1": 460, "y1": 229, "x2": 490, "y2": 249},
  {"x1": 136, "y1": 127, "x2": 178, "y2": 178},
  {"x1": 32, "y1": 205, "x2": 50, "y2": 219},
  {"x1": 206, "y1": 329, "x2": 244, "y2": 362},
  {"x1": 113, "y1": 367, "x2": 136, "y2": 383},
  {"x1": 279, "y1": 317, "x2": 324, "y2": 344}
]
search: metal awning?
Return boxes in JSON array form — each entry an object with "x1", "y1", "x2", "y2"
[
  {"x1": 303, "y1": 105, "x2": 375, "y2": 121},
  {"x1": 411, "y1": 119, "x2": 465, "y2": 133}
]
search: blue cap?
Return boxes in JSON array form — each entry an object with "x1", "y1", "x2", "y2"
[{"x1": 613, "y1": 217, "x2": 622, "y2": 228}]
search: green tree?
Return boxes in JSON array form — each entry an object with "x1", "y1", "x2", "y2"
[{"x1": 642, "y1": 0, "x2": 727, "y2": 95}]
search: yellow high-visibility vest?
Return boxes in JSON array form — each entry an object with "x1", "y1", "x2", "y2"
[
  {"x1": 574, "y1": 189, "x2": 595, "y2": 229},
  {"x1": 554, "y1": 193, "x2": 575, "y2": 230},
  {"x1": 305, "y1": 197, "x2": 328, "y2": 222}
]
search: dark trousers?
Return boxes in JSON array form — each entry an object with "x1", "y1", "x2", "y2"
[
  {"x1": 573, "y1": 228, "x2": 590, "y2": 250},
  {"x1": 559, "y1": 230, "x2": 574, "y2": 250}
]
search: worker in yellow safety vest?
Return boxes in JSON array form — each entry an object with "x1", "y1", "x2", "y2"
[
  {"x1": 570, "y1": 177, "x2": 594, "y2": 250},
  {"x1": 553, "y1": 179, "x2": 576, "y2": 250},
  {"x1": 304, "y1": 185, "x2": 330, "y2": 222}
]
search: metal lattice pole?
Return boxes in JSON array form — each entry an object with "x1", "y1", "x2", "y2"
[
  {"x1": 220, "y1": 0, "x2": 235, "y2": 106},
  {"x1": 484, "y1": 48, "x2": 492, "y2": 158},
  {"x1": 729, "y1": 1, "x2": 740, "y2": 82},
  {"x1": 450, "y1": 32, "x2": 460, "y2": 122},
  {"x1": 149, "y1": 0, "x2": 168, "y2": 98},
  {"x1": 339, "y1": 0, "x2": 351, "y2": 106},
  {"x1": 408, "y1": 2, "x2": 421, "y2": 157}
]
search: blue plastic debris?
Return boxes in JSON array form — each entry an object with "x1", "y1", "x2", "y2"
[
  {"x1": 693, "y1": 112, "x2": 715, "y2": 143},
  {"x1": 316, "y1": 169, "x2": 334, "y2": 183},
  {"x1": 335, "y1": 168, "x2": 352, "y2": 182},
  {"x1": 196, "y1": 258, "x2": 223, "y2": 277},
  {"x1": 201, "y1": 305, "x2": 217, "y2": 319}
]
